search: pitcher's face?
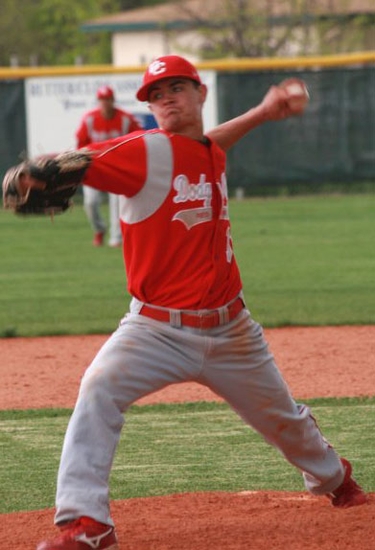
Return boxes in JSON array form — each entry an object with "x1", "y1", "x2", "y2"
[{"x1": 148, "y1": 78, "x2": 207, "y2": 140}]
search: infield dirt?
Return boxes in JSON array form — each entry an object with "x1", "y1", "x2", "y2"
[{"x1": 1, "y1": 325, "x2": 374, "y2": 549}]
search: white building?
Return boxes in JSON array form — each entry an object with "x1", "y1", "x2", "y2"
[{"x1": 81, "y1": 0, "x2": 375, "y2": 67}]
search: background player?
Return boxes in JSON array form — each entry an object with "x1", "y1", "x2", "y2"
[
  {"x1": 76, "y1": 85, "x2": 142, "y2": 247},
  {"x1": 10, "y1": 55, "x2": 366, "y2": 550}
]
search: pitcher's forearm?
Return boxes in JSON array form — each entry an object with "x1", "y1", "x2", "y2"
[
  {"x1": 207, "y1": 104, "x2": 269, "y2": 151},
  {"x1": 207, "y1": 79, "x2": 309, "y2": 151}
]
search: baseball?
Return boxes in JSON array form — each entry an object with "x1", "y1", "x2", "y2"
[{"x1": 285, "y1": 82, "x2": 310, "y2": 111}]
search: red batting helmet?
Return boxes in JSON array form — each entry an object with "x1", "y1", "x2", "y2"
[{"x1": 136, "y1": 55, "x2": 202, "y2": 102}]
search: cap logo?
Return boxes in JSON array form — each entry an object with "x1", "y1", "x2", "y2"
[{"x1": 148, "y1": 60, "x2": 167, "y2": 76}]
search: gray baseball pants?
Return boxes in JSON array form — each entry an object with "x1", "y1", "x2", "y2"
[
  {"x1": 55, "y1": 307, "x2": 344, "y2": 526},
  {"x1": 82, "y1": 185, "x2": 122, "y2": 245}
]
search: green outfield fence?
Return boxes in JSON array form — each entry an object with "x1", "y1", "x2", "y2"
[
  {"x1": 0, "y1": 80, "x2": 27, "y2": 177},
  {"x1": 0, "y1": 51, "x2": 374, "y2": 194}
]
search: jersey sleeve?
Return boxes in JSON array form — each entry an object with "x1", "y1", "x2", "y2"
[{"x1": 83, "y1": 131, "x2": 148, "y2": 197}]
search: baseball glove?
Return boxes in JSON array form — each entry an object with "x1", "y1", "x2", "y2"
[{"x1": 2, "y1": 149, "x2": 93, "y2": 215}]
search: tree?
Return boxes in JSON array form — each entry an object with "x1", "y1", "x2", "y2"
[
  {"x1": 0, "y1": 0, "x2": 167, "y2": 67},
  {"x1": 173, "y1": 0, "x2": 374, "y2": 58},
  {"x1": 0, "y1": 0, "x2": 117, "y2": 66},
  {"x1": 118, "y1": 0, "x2": 169, "y2": 7},
  {"x1": 170, "y1": 0, "x2": 311, "y2": 58}
]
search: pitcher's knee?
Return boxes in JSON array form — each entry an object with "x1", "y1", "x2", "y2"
[{"x1": 79, "y1": 367, "x2": 115, "y2": 400}]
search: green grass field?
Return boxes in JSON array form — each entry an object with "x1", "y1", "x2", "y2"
[
  {"x1": 1, "y1": 194, "x2": 374, "y2": 337},
  {"x1": 1, "y1": 398, "x2": 374, "y2": 514},
  {"x1": 0, "y1": 194, "x2": 374, "y2": 516}
]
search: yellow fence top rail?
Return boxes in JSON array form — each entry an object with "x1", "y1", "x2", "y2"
[{"x1": 0, "y1": 51, "x2": 374, "y2": 79}]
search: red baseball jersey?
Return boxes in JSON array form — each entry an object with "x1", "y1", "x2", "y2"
[
  {"x1": 83, "y1": 130, "x2": 243, "y2": 310},
  {"x1": 76, "y1": 107, "x2": 142, "y2": 147}
]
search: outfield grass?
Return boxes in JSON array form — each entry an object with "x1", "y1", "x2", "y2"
[
  {"x1": 1, "y1": 194, "x2": 374, "y2": 337},
  {"x1": 0, "y1": 204, "x2": 127, "y2": 336},
  {"x1": 1, "y1": 195, "x2": 373, "y2": 518},
  {"x1": 233, "y1": 194, "x2": 375, "y2": 326},
  {"x1": 0, "y1": 398, "x2": 374, "y2": 514}
]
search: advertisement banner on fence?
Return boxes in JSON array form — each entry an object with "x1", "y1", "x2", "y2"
[{"x1": 25, "y1": 71, "x2": 218, "y2": 157}]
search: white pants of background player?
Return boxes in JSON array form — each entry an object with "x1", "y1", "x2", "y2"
[
  {"x1": 54, "y1": 305, "x2": 345, "y2": 526},
  {"x1": 82, "y1": 185, "x2": 122, "y2": 246}
]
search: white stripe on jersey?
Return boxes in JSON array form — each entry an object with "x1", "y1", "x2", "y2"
[{"x1": 119, "y1": 132, "x2": 173, "y2": 224}]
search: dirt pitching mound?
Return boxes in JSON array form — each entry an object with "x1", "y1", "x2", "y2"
[{"x1": 1, "y1": 326, "x2": 374, "y2": 549}]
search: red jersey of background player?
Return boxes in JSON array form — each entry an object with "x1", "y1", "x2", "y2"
[
  {"x1": 83, "y1": 130, "x2": 242, "y2": 310},
  {"x1": 76, "y1": 91, "x2": 141, "y2": 147}
]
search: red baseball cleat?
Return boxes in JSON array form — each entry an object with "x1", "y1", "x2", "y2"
[
  {"x1": 36, "y1": 516, "x2": 119, "y2": 549},
  {"x1": 93, "y1": 232, "x2": 105, "y2": 246},
  {"x1": 328, "y1": 458, "x2": 368, "y2": 508}
]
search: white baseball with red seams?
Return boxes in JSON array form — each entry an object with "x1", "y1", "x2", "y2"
[{"x1": 285, "y1": 82, "x2": 310, "y2": 111}]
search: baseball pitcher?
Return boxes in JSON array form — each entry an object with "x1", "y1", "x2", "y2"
[{"x1": 3, "y1": 55, "x2": 367, "y2": 550}]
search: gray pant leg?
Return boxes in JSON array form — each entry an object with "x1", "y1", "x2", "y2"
[
  {"x1": 83, "y1": 185, "x2": 106, "y2": 234},
  {"x1": 55, "y1": 311, "x2": 344, "y2": 528},
  {"x1": 108, "y1": 193, "x2": 122, "y2": 246},
  {"x1": 199, "y1": 310, "x2": 344, "y2": 495},
  {"x1": 54, "y1": 316, "x2": 204, "y2": 526}
]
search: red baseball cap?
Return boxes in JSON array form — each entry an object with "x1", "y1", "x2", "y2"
[
  {"x1": 96, "y1": 86, "x2": 115, "y2": 100},
  {"x1": 136, "y1": 55, "x2": 202, "y2": 102}
]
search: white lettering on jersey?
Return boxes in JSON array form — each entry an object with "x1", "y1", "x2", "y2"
[
  {"x1": 172, "y1": 174, "x2": 213, "y2": 229},
  {"x1": 217, "y1": 173, "x2": 229, "y2": 220},
  {"x1": 173, "y1": 174, "x2": 212, "y2": 207},
  {"x1": 172, "y1": 207, "x2": 212, "y2": 229},
  {"x1": 119, "y1": 134, "x2": 231, "y2": 241},
  {"x1": 226, "y1": 226, "x2": 233, "y2": 263},
  {"x1": 172, "y1": 172, "x2": 231, "y2": 230}
]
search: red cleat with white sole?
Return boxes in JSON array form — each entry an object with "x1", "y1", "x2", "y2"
[
  {"x1": 328, "y1": 458, "x2": 368, "y2": 508},
  {"x1": 36, "y1": 516, "x2": 119, "y2": 550}
]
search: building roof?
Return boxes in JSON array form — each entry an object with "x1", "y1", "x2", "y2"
[
  {"x1": 81, "y1": 0, "x2": 212, "y2": 32},
  {"x1": 81, "y1": 0, "x2": 375, "y2": 33}
]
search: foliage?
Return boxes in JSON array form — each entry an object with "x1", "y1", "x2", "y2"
[
  {"x1": 0, "y1": 0, "x2": 117, "y2": 66},
  {"x1": 175, "y1": 0, "x2": 374, "y2": 58},
  {"x1": 315, "y1": 14, "x2": 375, "y2": 54},
  {"x1": 0, "y1": 0, "x2": 168, "y2": 67},
  {"x1": 177, "y1": 0, "x2": 302, "y2": 58},
  {"x1": 1, "y1": 0, "x2": 372, "y2": 66},
  {"x1": 118, "y1": 0, "x2": 169, "y2": 7}
]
